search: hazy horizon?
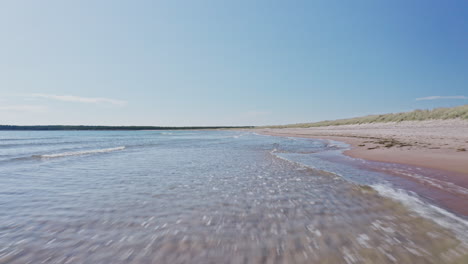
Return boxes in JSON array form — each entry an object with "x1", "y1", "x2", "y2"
[
  {"x1": 0, "y1": 104, "x2": 466, "y2": 127},
  {"x1": 1, "y1": 1, "x2": 467, "y2": 126}
]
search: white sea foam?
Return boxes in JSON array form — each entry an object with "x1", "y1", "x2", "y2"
[
  {"x1": 228, "y1": 133, "x2": 250, "y2": 139},
  {"x1": 385, "y1": 169, "x2": 468, "y2": 196},
  {"x1": 270, "y1": 149, "x2": 308, "y2": 167},
  {"x1": 270, "y1": 146, "x2": 468, "y2": 245},
  {"x1": 371, "y1": 184, "x2": 468, "y2": 244},
  {"x1": 325, "y1": 139, "x2": 351, "y2": 151},
  {"x1": 34, "y1": 146, "x2": 125, "y2": 159},
  {"x1": 251, "y1": 132, "x2": 272, "y2": 137}
]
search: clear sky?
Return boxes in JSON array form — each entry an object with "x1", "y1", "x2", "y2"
[{"x1": 1, "y1": 0, "x2": 467, "y2": 126}]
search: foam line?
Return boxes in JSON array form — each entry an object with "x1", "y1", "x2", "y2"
[{"x1": 33, "y1": 146, "x2": 125, "y2": 159}]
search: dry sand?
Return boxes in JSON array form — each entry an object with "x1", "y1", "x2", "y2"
[{"x1": 258, "y1": 119, "x2": 468, "y2": 175}]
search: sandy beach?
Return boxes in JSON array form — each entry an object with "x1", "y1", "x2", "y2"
[
  {"x1": 256, "y1": 120, "x2": 468, "y2": 215},
  {"x1": 257, "y1": 120, "x2": 468, "y2": 175}
]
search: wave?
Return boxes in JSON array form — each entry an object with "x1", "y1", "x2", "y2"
[
  {"x1": 33, "y1": 146, "x2": 125, "y2": 159},
  {"x1": 0, "y1": 137, "x2": 62, "y2": 141},
  {"x1": 372, "y1": 184, "x2": 468, "y2": 244},
  {"x1": 379, "y1": 168, "x2": 468, "y2": 196},
  {"x1": 222, "y1": 133, "x2": 248, "y2": 139},
  {"x1": 269, "y1": 149, "x2": 343, "y2": 178},
  {"x1": 269, "y1": 148, "x2": 468, "y2": 244},
  {"x1": 251, "y1": 132, "x2": 272, "y2": 137},
  {"x1": 0, "y1": 141, "x2": 88, "y2": 148}
]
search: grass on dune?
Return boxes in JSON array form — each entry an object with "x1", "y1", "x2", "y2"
[{"x1": 265, "y1": 104, "x2": 468, "y2": 128}]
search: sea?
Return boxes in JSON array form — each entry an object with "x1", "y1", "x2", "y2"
[{"x1": 0, "y1": 130, "x2": 467, "y2": 263}]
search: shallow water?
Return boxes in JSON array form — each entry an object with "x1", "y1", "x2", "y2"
[{"x1": 0, "y1": 130, "x2": 467, "y2": 263}]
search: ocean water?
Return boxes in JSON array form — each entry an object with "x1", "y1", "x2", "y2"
[{"x1": 0, "y1": 130, "x2": 467, "y2": 263}]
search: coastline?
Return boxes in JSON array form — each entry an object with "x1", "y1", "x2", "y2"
[
  {"x1": 253, "y1": 120, "x2": 468, "y2": 216},
  {"x1": 255, "y1": 120, "x2": 468, "y2": 175}
]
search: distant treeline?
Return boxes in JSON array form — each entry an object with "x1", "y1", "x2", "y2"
[{"x1": 0, "y1": 125, "x2": 253, "y2": 131}]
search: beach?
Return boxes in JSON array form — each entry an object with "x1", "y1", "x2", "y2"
[
  {"x1": 257, "y1": 120, "x2": 468, "y2": 174},
  {"x1": 256, "y1": 119, "x2": 468, "y2": 216}
]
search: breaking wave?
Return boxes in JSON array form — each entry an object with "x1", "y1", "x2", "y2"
[
  {"x1": 269, "y1": 147, "x2": 468, "y2": 244},
  {"x1": 33, "y1": 146, "x2": 125, "y2": 159},
  {"x1": 371, "y1": 184, "x2": 468, "y2": 244}
]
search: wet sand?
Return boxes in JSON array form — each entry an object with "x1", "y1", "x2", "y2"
[
  {"x1": 255, "y1": 120, "x2": 468, "y2": 216},
  {"x1": 256, "y1": 120, "x2": 468, "y2": 174}
]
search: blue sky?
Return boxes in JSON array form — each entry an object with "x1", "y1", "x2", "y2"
[{"x1": 1, "y1": 0, "x2": 467, "y2": 126}]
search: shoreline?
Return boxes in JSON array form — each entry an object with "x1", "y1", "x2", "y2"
[
  {"x1": 259, "y1": 132, "x2": 468, "y2": 176},
  {"x1": 253, "y1": 120, "x2": 468, "y2": 216},
  {"x1": 255, "y1": 120, "x2": 468, "y2": 175}
]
